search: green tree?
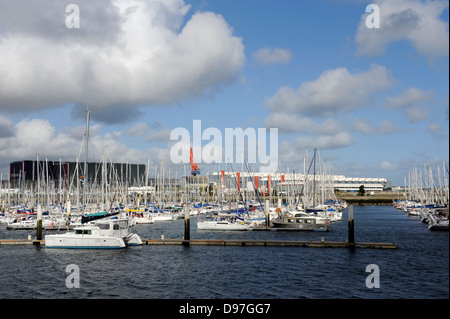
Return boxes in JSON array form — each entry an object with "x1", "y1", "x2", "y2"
[{"x1": 358, "y1": 185, "x2": 365, "y2": 196}]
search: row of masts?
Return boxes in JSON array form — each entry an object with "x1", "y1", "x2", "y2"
[
  {"x1": 1, "y1": 151, "x2": 340, "y2": 213},
  {"x1": 0, "y1": 109, "x2": 344, "y2": 214},
  {"x1": 403, "y1": 161, "x2": 449, "y2": 206}
]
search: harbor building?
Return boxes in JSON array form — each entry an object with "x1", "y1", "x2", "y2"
[
  {"x1": 9, "y1": 160, "x2": 147, "y2": 188},
  {"x1": 7, "y1": 160, "x2": 390, "y2": 195},
  {"x1": 209, "y1": 171, "x2": 390, "y2": 193}
]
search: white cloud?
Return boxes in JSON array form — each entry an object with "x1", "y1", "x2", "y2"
[
  {"x1": 380, "y1": 161, "x2": 398, "y2": 171},
  {"x1": 279, "y1": 132, "x2": 355, "y2": 160},
  {"x1": 385, "y1": 87, "x2": 434, "y2": 109},
  {"x1": 265, "y1": 112, "x2": 344, "y2": 135},
  {"x1": 264, "y1": 113, "x2": 317, "y2": 133},
  {"x1": 265, "y1": 64, "x2": 393, "y2": 117},
  {"x1": 0, "y1": 118, "x2": 77, "y2": 163},
  {"x1": 253, "y1": 47, "x2": 292, "y2": 65},
  {"x1": 355, "y1": 0, "x2": 449, "y2": 60},
  {"x1": 384, "y1": 87, "x2": 433, "y2": 122},
  {"x1": 128, "y1": 123, "x2": 150, "y2": 137},
  {"x1": 126, "y1": 121, "x2": 171, "y2": 142},
  {"x1": 427, "y1": 122, "x2": 448, "y2": 139},
  {"x1": 145, "y1": 129, "x2": 172, "y2": 142},
  {"x1": 0, "y1": 0, "x2": 245, "y2": 123},
  {"x1": 263, "y1": 65, "x2": 389, "y2": 154},
  {"x1": 405, "y1": 106, "x2": 428, "y2": 122},
  {"x1": 378, "y1": 120, "x2": 400, "y2": 134},
  {"x1": 427, "y1": 123, "x2": 442, "y2": 134},
  {"x1": 353, "y1": 118, "x2": 375, "y2": 134},
  {"x1": 0, "y1": 116, "x2": 171, "y2": 174},
  {"x1": 353, "y1": 118, "x2": 399, "y2": 134}
]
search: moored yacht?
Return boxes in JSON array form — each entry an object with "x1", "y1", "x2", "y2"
[
  {"x1": 197, "y1": 214, "x2": 249, "y2": 231},
  {"x1": 427, "y1": 213, "x2": 449, "y2": 231},
  {"x1": 271, "y1": 211, "x2": 330, "y2": 231},
  {"x1": 45, "y1": 218, "x2": 142, "y2": 249}
]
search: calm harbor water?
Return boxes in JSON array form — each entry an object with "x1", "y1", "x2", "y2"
[{"x1": 0, "y1": 205, "x2": 448, "y2": 300}]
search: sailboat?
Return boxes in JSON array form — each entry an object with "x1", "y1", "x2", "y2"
[
  {"x1": 45, "y1": 110, "x2": 142, "y2": 248},
  {"x1": 197, "y1": 213, "x2": 249, "y2": 231},
  {"x1": 428, "y1": 213, "x2": 449, "y2": 231},
  {"x1": 271, "y1": 210, "x2": 330, "y2": 231}
]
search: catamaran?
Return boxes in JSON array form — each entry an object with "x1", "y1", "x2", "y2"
[
  {"x1": 45, "y1": 218, "x2": 142, "y2": 248},
  {"x1": 44, "y1": 110, "x2": 142, "y2": 248}
]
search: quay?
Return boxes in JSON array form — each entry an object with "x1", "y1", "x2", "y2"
[
  {"x1": 0, "y1": 239, "x2": 44, "y2": 245},
  {"x1": 144, "y1": 238, "x2": 398, "y2": 249},
  {"x1": 0, "y1": 238, "x2": 397, "y2": 249}
]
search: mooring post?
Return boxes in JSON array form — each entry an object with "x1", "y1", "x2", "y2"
[
  {"x1": 265, "y1": 200, "x2": 270, "y2": 227},
  {"x1": 183, "y1": 203, "x2": 190, "y2": 246},
  {"x1": 36, "y1": 204, "x2": 43, "y2": 241},
  {"x1": 348, "y1": 205, "x2": 355, "y2": 245}
]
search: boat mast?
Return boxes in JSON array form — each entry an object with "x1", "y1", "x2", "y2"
[
  {"x1": 313, "y1": 148, "x2": 316, "y2": 208},
  {"x1": 83, "y1": 110, "x2": 90, "y2": 215}
]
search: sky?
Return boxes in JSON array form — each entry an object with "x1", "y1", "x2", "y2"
[{"x1": 0, "y1": 0, "x2": 448, "y2": 186}]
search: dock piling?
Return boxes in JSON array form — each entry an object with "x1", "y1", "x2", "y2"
[
  {"x1": 183, "y1": 203, "x2": 190, "y2": 246},
  {"x1": 265, "y1": 200, "x2": 270, "y2": 227},
  {"x1": 348, "y1": 205, "x2": 355, "y2": 245},
  {"x1": 36, "y1": 204, "x2": 43, "y2": 241}
]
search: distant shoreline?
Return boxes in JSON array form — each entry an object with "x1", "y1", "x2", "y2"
[
  {"x1": 258, "y1": 191, "x2": 405, "y2": 206},
  {"x1": 336, "y1": 191, "x2": 404, "y2": 206}
]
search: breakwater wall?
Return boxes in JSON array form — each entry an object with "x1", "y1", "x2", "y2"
[{"x1": 339, "y1": 198, "x2": 394, "y2": 205}]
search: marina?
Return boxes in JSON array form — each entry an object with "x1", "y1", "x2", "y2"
[
  {"x1": 0, "y1": 0, "x2": 447, "y2": 307},
  {"x1": 0, "y1": 205, "x2": 447, "y2": 300},
  {"x1": 1, "y1": 157, "x2": 446, "y2": 251},
  {"x1": 2, "y1": 113, "x2": 445, "y2": 239},
  {"x1": 0, "y1": 149, "x2": 446, "y2": 299}
]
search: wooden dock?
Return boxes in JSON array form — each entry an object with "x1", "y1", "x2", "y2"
[
  {"x1": 0, "y1": 239, "x2": 44, "y2": 245},
  {"x1": 143, "y1": 238, "x2": 397, "y2": 249},
  {"x1": 0, "y1": 238, "x2": 397, "y2": 249}
]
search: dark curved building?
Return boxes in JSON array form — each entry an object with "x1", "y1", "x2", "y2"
[{"x1": 9, "y1": 160, "x2": 146, "y2": 188}]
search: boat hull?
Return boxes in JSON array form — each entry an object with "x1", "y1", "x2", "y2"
[
  {"x1": 123, "y1": 233, "x2": 143, "y2": 245},
  {"x1": 428, "y1": 221, "x2": 449, "y2": 231},
  {"x1": 45, "y1": 232, "x2": 126, "y2": 249},
  {"x1": 197, "y1": 221, "x2": 248, "y2": 231},
  {"x1": 271, "y1": 218, "x2": 330, "y2": 231}
]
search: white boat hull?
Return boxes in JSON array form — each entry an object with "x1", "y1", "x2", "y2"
[
  {"x1": 134, "y1": 217, "x2": 154, "y2": 224},
  {"x1": 45, "y1": 233, "x2": 126, "y2": 249},
  {"x1": 151, "y1": 214, "x2": 174, "y2": 222},
  {"x1": 197, "y1": 220, "x2": 249, "y2": 231},
  {"x1": 123, "y1": 233, "x2": 143, "y2": 245}
]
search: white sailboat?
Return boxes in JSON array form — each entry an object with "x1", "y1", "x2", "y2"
[
  {"x1": 151, "y1": 210, "x2": 175, "y2": 221},
  {"x1": 197, "y1": 213, "x2": 249, "y2": 231},
  {"x1": 271, "y1": 211, "x2": 330, "y2": 231}
]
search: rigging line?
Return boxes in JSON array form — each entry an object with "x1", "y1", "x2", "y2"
[
  {"x1": 296, "y1": 150, "x2": 316, "y2": 207},
  {"x1": 244, "y1": 159, "x2": 264, "y2": 214},
  {"x1": 228, "y1": 162, "x2": 248, "y2": 216}
]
